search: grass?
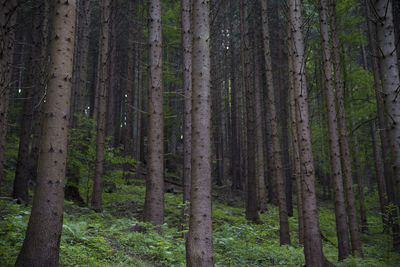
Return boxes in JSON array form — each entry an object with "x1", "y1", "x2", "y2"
[{"x1": 1, "y1": 181, "x2": 399, "y2": 266}]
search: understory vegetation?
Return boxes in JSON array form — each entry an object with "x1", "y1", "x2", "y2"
[{"x1": 1, "y1": 179, "x2": 399, "y2": 266}]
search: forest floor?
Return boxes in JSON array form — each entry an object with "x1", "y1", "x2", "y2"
[{"x1": 1, "y1": 177, "x2": 399, "y2": 266}]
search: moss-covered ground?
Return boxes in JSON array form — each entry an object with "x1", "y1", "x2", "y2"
[{"x1": 1, "y1": 180, "x2": 399, "y2": 266}]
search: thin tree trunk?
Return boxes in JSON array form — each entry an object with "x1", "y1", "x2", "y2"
[
  {"x1": 0, "y1": 0, "x2": 18, "y2": 183},
  {"x1": 329, "y1": 0, "x2": 362, "y2": 257},
  {"x1": 92, "y1": 0, "x2": 112, "y2": 212},
  {"x1": 181, "y1": 0, "x2": 192, "y2": 217},
  {"x1": 261, "y1": 0, "x2": 290, "y2": 244},
  {"x1": 13, "y1": 30, "x2": 35, "y2": 203},
  {"x1": 241, "y1": 0, "x2": 260, "y2": 223},
  {"x1": 318, "y1": 0, "x2": 350, "y2": 259},
  {"x1": 15, "y1": 1, "x2": 77, "y2": 265},
  {"x1": 287, "y1": 22, "x2": 304, "y2": 245},
  {"x1": 370, "y1": 118, "x2": 388, "y2": 228},
  {"x1": 288, "y1": 1, "x2": 333, "y2": 265},
  {"x1": 252, "y1": 13, "x2": 267, "y2": 213},
  {"x1": 186, "y1": 0, "x2": 214, "y2": 265},
  {"x1": 125, "y1": 0, "x2": 136, "y2": 161},
  {"x1": 143, "y1": 0, "x2": 164, "y2": 226}
]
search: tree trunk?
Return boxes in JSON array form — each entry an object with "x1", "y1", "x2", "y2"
[
  {"x1": 143, "y1": 0, "x2": 164, "y2": 226},
  {"x1": 29, "y1": 0, "x2": 50, "y2": 185},
  {"x1": 0, "y1": 0, "x2": 18, "y2": 183},
  {"x1": 287, "y1": 22, "x2": 304, "y2": 245},
  {"x1": 240, "y1": 0, "x2": 260, "y2": 224},
  {"x1": 125, "y1": 0, "x2": 136, "y2": 157},
  {"x1": 13, "y1": 29, "x2": 35, "y2": 203},
  {"x1": 329, "y1": 0, "x2": 362, "y2": 257},
  {"x1": 15, "y1": 1, "x2": 76, "y2": 265},
  {"x1": 252, "y1": 11, "x2": 267, "y2": 213},
  {"x1": 375, "y1": 0, "x2": 400, "y2": 250},
  {"x1": 370, "y1": 118, "x2": 389, "y2": 228},
  {"x1": 181, "y1": 0, "x2": 192, "y2": 215},
  {"x1": 261, "y1": 0, "x2": 290, "y2": 244},
  {"x1": 92, "y1": 0, "x2": 111, "y2": 212},
  {"x1": 186, "y1": 0, "x2": 214, "y2": 265},
  {"x1": 288, "y1": 0, "x2": 332, "y2": 265},
  {"x1": 318, "y1": 0, "x2": 350, "y2": 260},
  {"x1": 276, "y1": 3, "x2": 293, "y2": 217}
]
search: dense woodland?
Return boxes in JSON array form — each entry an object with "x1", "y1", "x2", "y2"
[{"x1": 1, "y1": 0, "x2": 400, "y2": 266}]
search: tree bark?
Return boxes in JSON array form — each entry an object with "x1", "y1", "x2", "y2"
[
  {"x1": 252, "y1": 10, "x2": 267, "y2": 213},
  {"x1": 375, "y1": 0, "x2": 400, "y2": 250},
  {"x1": 288, "y1": 0, "x2": 332, "y2": 265},
  {"x1": 92, "y1": 0, "x2": 111, "y2": 212},
  {"x1": 13, "y1": 29, "x2": 35, "y2": 203},
  {"x1": 329, "y1": 0, "x2": 362, "y2": 257},
  {"x1": 261, "y1": 0, "x2": 290, "y2": 244},
  {"x1": 240, "y1": 0, "x2": 260, "y2": 223},
  {"x1": 318, "y1": 0, "x2": 351, "y2": 260},
  {"x1": 370, "y1": 118, "x2": 388, "y2": 228},
  {"x1": 181, "y1": 0, "x2": 192, "y2": 215},
  {"x1": 15, "y1": 1, "x2": 76, "y2": 265},
  {"x1": 143, "y1": 0, "x2": 164, "y2": 226},
  {"x1": 287, "y1": 21, "x2": 304, "y2": 245},
  {"x1": 0, "y1": 0, "x2": 18, "y2": 183},
  {"x1": 186, "y1": 0, "x2": 214, "y2": 266}
]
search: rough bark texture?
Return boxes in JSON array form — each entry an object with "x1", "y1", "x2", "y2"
[
  {"x1": 15, "y1": 1, "x2": 76, "y2": 265},
  {"x1": 186, "y1": 0, "x2": 214, "y2": 266},
  {"x1": 375, "y1": 0, "x2": 400, "y2": 250},
  {"x1": 287, "y1": 23, "x2": 304, "y2": 245},
  {"x1": 370, "y1": 118, "x2": 388, "y2": 227},
  {"x1": 288, "y1": 1, "x2": 332, "y2": 265},
  {"x1": 252, "y1": 11, "x2": 267, "y2": 213},
  {"x1": 366, "y1": 0, "x2": 395, "y2": 207},
  {"x1": 0, "y1": 0, "x2": 18, "y2": 183},
  {"x1": 261, "y1": 0, "x2": 290, "y2": 244},
  {"x1": 329, "y1": 0, "x2": 362, "y2": 257},
  {"x1": 92, "y1": 0, "x2": 111, "y2": 212},
  {"x1": 29, "y1": 0, "x2": 50, "y2": 185},
  {"x1": 143, "y1": 0, "x2": 164, "y2": 225},
  {"x1": 241, "y1": 0, "x2": 260, "y2": 223},
  {"x1": 125, "y1": 0, "x2": 136, "y2": 160},
  {"x1": 13, "y1": 31, "x2": 35, "y2": 203},
  {"x1": 181, "y1": 0, "x2": 192, "y2": 213},
  {"x1": 319, "y1": 0, "x2": 350, "y2": 260}
]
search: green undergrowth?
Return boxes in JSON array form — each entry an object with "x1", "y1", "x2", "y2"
[{"x1": 1, "y1": 183, "x2": 399, "y2": 266}]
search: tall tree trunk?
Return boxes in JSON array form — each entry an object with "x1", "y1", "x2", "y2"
[
  {"x1": 0, "y1": 0, "x2": 18, "y2": 183},
  {"x1": 241, "y1": 0, "x2": 260, "y2": 223},
  {"x1": 288, "y1": 0, "x2": 332, "y2": 265},
  {"x1": 252, "y1": 12, "x2": 267, "y2": 213},
  {"x1": 261, "y1": 0, "x2": 290, "y2": 244},
  {"x1": 135, "y1": 0, "x2": 144, "y2": 164},
  {"x1": 92, "y1": 0, "x2": 111, "y2": 212},
  {"x1": 375, "y1": 0, "x2": 400, "y2": 250},
  {"x1": 143, "y1": 0, "x2": 164, "y2": 225},
  {"x1": 125, "y1": 0, "x2": 136, "y2": 160},
  {"x1": 370, "y1": 118, "x2": 388, "y2": 228},
  {"x1": 186, "y1": 0, "x2": 214, "y2": 265},
  {"x1": 181, "y1": 0, "x2": 192, "y2": 216},
  {"x1": 329, "y1": 0, "x2": 362, "y2": 257},
  {"x1": 276, "y1": 3, "x2": 293, "y2": 217},
  {"x1": 287, "y1": 22, "x2": 304, "y2": 245},
  {"x1": 29, "y1": 0, "x2": 50, "y2": 185},
  {"x1": 15, "y1": 1, "x2": 76, "y2": 265},
  {"x1": 13, "y1": 29, "x2": 35, "y2": 203},
  {"x1": 318, "y1": 0, "x2": 350, "y2": 260},
  {"x1": 366, "y1": 0, "x2": 397, "y2": 236}
]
